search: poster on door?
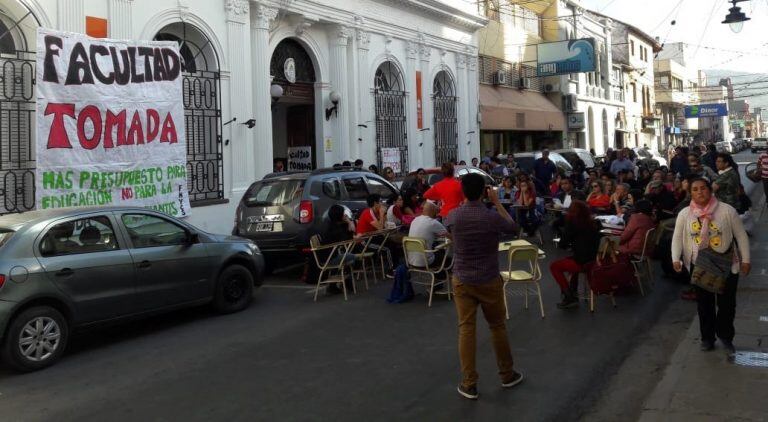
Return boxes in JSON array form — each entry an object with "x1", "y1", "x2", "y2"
[
  {"x1": 287, "y1": 146, "x2": 312, "y2": 171},
  {"x1": 381, "y1": 148, "x2": 402, "y2": 174},
  {"x1": 35, "y1": 28, "x2": 191, "y2": 217}
]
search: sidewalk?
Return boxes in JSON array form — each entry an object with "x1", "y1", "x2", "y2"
[{"x1": 639, "y1": 194, "x2": 768, "y2": 421}]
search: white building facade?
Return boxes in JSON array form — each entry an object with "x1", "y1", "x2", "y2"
[{"x1": 0, "y1": 0, "x2": 485, "y2": 234}]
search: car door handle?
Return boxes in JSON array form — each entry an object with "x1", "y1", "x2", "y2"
[
  {"x1": 136, "y1": 260, "x2": 152, "y2": 269},
  {"x1": 55, "y1": 268, "x2": 74, "y2": 277}
]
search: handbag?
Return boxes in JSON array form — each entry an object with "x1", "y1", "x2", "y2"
[
  {"x1": 691, "y1": 246, "x2": 733, "y2": 294},
  {"x1": 587, "y1": 241, "x2": 638, "y2": 295}
]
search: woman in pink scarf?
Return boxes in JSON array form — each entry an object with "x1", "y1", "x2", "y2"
[{"x1": 671, "y1": 178, "x2": 751, "y2": 354}]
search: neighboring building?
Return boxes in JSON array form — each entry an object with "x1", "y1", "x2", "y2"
[
  {"x1": 475, "y1": 0, "x2": 565, "y2": 155},
  {"x1": 696, "y1": 73, "x2": 731, "y2": 143},
  {"x1": 0, "y1": 0, "x2": 485, "y2": 234},
  {"x1": 654, "y1": 43, "x2": 701, "y2": 148},
  {"x1": 607, "y1": 16, "x2": 662, "y2": 151},
  {"x1": 542, "y1": 2, "x2": 623, "y2": 155}
]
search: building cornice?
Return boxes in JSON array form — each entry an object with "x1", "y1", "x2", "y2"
[{"x1": 380, "y1": 0, "x2": 488, "y2": 31}]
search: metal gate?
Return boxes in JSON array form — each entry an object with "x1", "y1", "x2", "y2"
[
  {"x1": 0, "y1": 50, "x2": 36, "y2": 214},
  {"x1": 374, "y1": 62, "x2": 408, "y2": 176},
  {"x1": 433, "y1": 71, "x2": 458, "y2": 166},
  {"x1": 182, "y1": 70, "x2": 224, "y2": 204}
]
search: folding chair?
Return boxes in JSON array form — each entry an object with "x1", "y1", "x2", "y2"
[
  {"x1": 309, "y1": 235, "x2": 355, "y2": 301},
  {"x1": 349, "y1": 233, "x2": 376, "y2": 290},
  {"x1": 402, "y1": 237, "x2": 452, "y2": 307},
  {"x1": 630, "y1": 227, "x2": 656, "y2": 296},
  {"x1": 501, "y1": 246, "x2": 545, "y2": 319},
  {"x1": 372, "y1": 229, "x2": 395, "y2": 280}
]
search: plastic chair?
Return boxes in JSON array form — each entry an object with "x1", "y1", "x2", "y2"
[
  {"x1": 402, "y1": 237, "x2": 452, "y2": 307},
  {"x1": 501, "y1": 246, "x2": 545, "y2": 319},
  {"x1": 630, "y1": 227, "x2": 656, "y2": 296},
  {"x1": 309, "y1": 235, "x2": 355, "y2": 301}
]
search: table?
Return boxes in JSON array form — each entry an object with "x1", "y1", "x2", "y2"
[{"x1": 498, "y1": 239, "x2": 546, "y2": 258}]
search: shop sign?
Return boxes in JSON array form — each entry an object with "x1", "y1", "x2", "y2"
[
  {"x1": 536, "y1": 38, "x2": 596, "y2": 77},
  {"x1": 684, "y1": 103, "x2": 728, "y2": 118},
  {"x1": 567, "y1": 112, "x2": 585, "y2": 130},
  {"x1": 287, "y1": 146, "x2": 312, "y2": 171},
  {"x1": 35, "y1": 28, "x2": 190, "y2": 217}
]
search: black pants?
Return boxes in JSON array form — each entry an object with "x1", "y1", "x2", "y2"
[
  {"x1": 693, "y1": 268, "x2": 739, "y2": 344},
  {"x1": 763, "y1": 179, "x2": 768, "y2": 202}
]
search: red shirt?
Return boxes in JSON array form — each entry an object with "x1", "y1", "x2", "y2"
[
  {"x1": 760, "y1": 152, "x2": 768, "y2": 178},
  {"x1": 356, "y1": 208, "x2": 379, "y2": 235},
  {"x1": 587, "y1": 193, "x2": 611, "y2": 209},
  {"x1": 424, "y1": 178, "x2": 464, "y2": 218}
]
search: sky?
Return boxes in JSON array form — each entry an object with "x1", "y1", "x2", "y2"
[{"x1": 582, "y1": 0, "x2": 768, "y2": 74}]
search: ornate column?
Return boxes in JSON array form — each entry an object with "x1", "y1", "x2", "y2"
[
  {"x1": 356, "y1": 28, "x2": 372, "y2": 166},
  {"x1": 405, "y1": 41, "x2": 419, "y2": 170},
  {"x1": 418, "y1": 39, "x2": 432, "y2": 167},
  {"x1": 250, "y1": 3, "x2": 278, "y2": 179},
  {"x1": 108, "y1": 0, "x2": 133, "y2": 38},
  {"x1": 455, "y1": 53, "x2": 470, "y2": 161},
  {"x1": 57, "y1": 0, "x2": 84, "y2": 33},
  {"x1": 328, "y1": 25, "x2": 352, "y2": 164},
  {"x1": 225, "y1": 0, "x2": 254, "y2": 190},
  {"x1": 466, "y1": 49, "x2": 479, "y2": 163}
]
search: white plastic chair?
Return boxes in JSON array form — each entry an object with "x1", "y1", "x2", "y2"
[{"x1": 501, "y1": 246, "x2": 545, "y2": 319}]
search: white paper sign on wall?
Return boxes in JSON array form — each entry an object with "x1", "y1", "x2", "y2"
[
  {"x1": 287, "y1": 146, "x2": 312, "y2": 171},
  {"x1": 381, "y1": 147, "x2": 401, "y2": 174}
]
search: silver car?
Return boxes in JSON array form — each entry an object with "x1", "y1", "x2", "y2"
[{"x1": 0, "y1": 207, "x2": 264, "y2": 371}]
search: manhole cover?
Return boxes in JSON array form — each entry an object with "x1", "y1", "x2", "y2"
[{"x1": 732, "y1": 352, "x2": 768, "y2": 367}]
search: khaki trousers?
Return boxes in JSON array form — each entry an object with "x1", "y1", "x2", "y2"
[{"x1": 453, "y1": 276, "x2": 515, "y2": 388}]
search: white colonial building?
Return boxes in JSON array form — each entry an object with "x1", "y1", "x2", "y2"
[{"x1": 0, "y1": 0, "x2": 485, "y2": 234}]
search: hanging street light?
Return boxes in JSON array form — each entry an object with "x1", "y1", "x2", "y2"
[{"x1": 722, "y1": 0, "x2": 751, "y2": 33}]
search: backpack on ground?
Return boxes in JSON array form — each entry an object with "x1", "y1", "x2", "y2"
[{"x1": 387, "y1": 264, "x2": 414, "y2": 304}]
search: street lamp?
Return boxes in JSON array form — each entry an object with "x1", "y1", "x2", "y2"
[
  {"x1": 722, "y1": 0, "x2": 750, "y2": 33},
  {"x1": 270, "y1": 84, "x2": 284, "y2": 107}
]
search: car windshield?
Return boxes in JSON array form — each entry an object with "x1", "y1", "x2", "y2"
[
  {"x1": 515, "y1": 157, "x2": 535, "y2": 172},
  {"x1": 0, "y1": 229, "x2": 13, "y2": 248},
  {"x1": 245, "y1": 179, "x2": 304, "y2": 206}
]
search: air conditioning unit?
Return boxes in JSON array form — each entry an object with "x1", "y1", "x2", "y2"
[
  {"x1": 565, "y1": 94, "x2": 578, "y2": 112},
  {"x1": 518, "y1": 77, "x2": 532, "y2": 90},
  {"x1": 544, "y1": 83, "x2": 560, "y2": 93},
  {"x1": 492, "y1": 70, "x2": 507, "y2": 85}
]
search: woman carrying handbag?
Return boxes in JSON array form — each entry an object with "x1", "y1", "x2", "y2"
[{"x1": 671, "y1": 178, "x2": 751, "y2": 354}]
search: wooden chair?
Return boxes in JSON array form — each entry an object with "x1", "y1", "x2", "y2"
[
  {"x1": 630, "y1": 227, "x2": 656, "y2": 296},
  {"x1": 402, "y1": 237, "x2": 452, "y2": 307},
  {"x1": 501, "y1": 246, "x2": 545, "y2": 319},
  {"x1": 308, "y1": 235, "x2": 355, "y2": 301}
]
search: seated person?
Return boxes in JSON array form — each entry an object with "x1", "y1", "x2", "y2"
[
  {"x1": 645, "y1": 180, "x2": 676, "y2": 221},
  {"x1": 550, "y1": 200, "x2": 601, "y2": 309},
  {"x1": 586, "y1": 180, "x2": 611, "y2": 213},
  {"x1": 610, "y1": 183, "x2": 631, "y2": 216},
  {"x1": 357, "y1": 194, "x2": 387, "y2": 235},
  {"x1": 314, "y1": 205, "x2": 356, "y2": 293},
  {"x1": 497, "y1": 176, "x2": 517, "y2": 205},
  {"x1": 551, "y1": 178, "x2": 580, "y2": 238},
  {"x1": 618, "y1": 200, "x2": 655, "y2": 257},
  {"x1": 514, "y1": 176, "x2": 542, "y2": 237},
  {"x1": 401, "y1": 189, "x2": 422, "y2": 225},
  {"x1": 407, "y1": 201, "x2": 449, "y2": 268},
  {"x1": 386, "y1": 194, "x2": 406, "y2": 227}
]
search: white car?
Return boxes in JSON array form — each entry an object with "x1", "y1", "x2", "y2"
[
  {"x1": 633, "y1": 147, "x2": 668, "y2": 169},
  {"x1": 716, "y1": 141, "x2": 733, "y2": 153},
  {"x1": 752, "y1": 137, "x2": 767, "y2": 153}
]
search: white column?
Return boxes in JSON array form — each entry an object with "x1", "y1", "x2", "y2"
[
  {"x1": 250, "y1": 3, "x2": 277, "y2": 180},
  {"x1": 356, "y1": 29, "x2": 373, "y2": 167},
  {"x1": 405, "y1": 41, "x2": 419, "y2": 171},
  {"x1": 108, "y1": 0, "x2": 133, "y2": 38},
  {"x1": 328, "y1": 25, "x2": 352, "y2": 164},
  {"x1": 455, "y1": 53, "x2": 469, "y2": 161},
  {"x1": 225, "y1": 0, "x2": 254, "y2": 190},
  {"x1": 58, "y1": 0, "x2": 84, "y2": 33},
  {"x1": 419, "y1": 43, "x2": 432, "y2": 167},
  {"x1": 466, "y1": 52, "x2": 479, "y2": 162}
]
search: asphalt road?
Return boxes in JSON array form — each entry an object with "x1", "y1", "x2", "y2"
[{"x1": 0, "y1": 151, "x2": 759, "y2": 422}]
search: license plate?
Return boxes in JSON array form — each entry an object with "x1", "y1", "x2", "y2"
[{"x1": 252, "y1": 222, "x2": 273, "y2": 232}]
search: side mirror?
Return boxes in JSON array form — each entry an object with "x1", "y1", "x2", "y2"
[{"x1": 185, "y1": 232, "x2": 200, "y2": 245}]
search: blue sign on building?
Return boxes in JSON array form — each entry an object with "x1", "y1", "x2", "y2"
[
  {"x1": 684, "y1": 103, "x2": 728, "y2": 118},
  {"x1": 536, "y1": 38, "x2": 596, "y2": 77}
]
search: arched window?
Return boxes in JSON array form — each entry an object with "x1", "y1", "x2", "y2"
[
  {"x1": 433, "y1": 70, "x2": 458, "y2": 165},
  {"x1": 374, "y1": 61, "x2": 408, "y2": 175},
  {"x1": 154, "y1": 23, "x2": 223, "y2": 205},
  {"x1": 0, "y1": 9, "x2": 36, "y2": 214},
  {"x1": 602, "y1": 109, "x2": 609, "y2": 152}
]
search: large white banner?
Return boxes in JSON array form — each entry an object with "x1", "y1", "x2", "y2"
[{"x1": 36, "y1": 28, "x2": 190, "y2": 217}]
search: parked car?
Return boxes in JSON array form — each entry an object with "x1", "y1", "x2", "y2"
[
  {"x1": 0, "y1": 207, "x2": 263, "y2": 371},
  {"x1": 716, "y1": 141, "x2": 733, "y2": 153},
  {"x1": 234, "y1": 168, "x2": 399, "y2": 262},
  {"x1": 506, "y1": 151, "x2": 574, "y2": 177},
  {"x1": 414, "y1": 165, "x2": 498, "y2": 187},
  {"x1": 752, "y1": 137, "x2": 768, "y2": 153},
  {"x1": 730, "y1": 141, "x2": 740, "y2": 153},
  {"x1": 551, "y1": 148, "x2": 596, "y2": 170},
  {"x1": 633, "y1": 147, "x2": 668, "y2": 169}
]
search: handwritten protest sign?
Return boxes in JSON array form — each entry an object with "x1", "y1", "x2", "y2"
[
  {"x1": 381, "y1": 147, "x2": 401, "y2": 174},
  {"x1": 287, "y1": 146, "x2": 312, "y2": 171},
  {"x1": 36, "y1": 28, "x2": 190, "y2": 217}
]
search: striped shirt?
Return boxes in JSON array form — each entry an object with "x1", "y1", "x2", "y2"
[{"x1": 760, "y1": 152, "x2": 768, "y2": 179}]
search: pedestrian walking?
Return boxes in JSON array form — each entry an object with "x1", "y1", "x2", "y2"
[
  {"x1": 758, "y1": 150, "x2": 768, "y2": 201},
  {"x1": 671, "y1": 178, "x2": 750, "y2": 354},
  {"x1": 444, "y1": 173, "x2": 523, "y2": 400}
]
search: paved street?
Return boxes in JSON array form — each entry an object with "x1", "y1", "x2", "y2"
[{"x1": 0, "y1": 152, "x2": 762, "y2": 422}]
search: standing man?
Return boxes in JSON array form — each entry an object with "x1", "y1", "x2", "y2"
[
  {"x1": 424, "y1": 163, "x2": 464, "y2": 220},
  {"x1": 505, "y1": 153, "x2": 519, "y2": 174},
  {"x1": 759, "y1": 149, "x2": 768, "y2": 202},
  {"x1": 533, "y1": 149, "x2": 558, "y2": 188},
  {"x1": 702, "y1": 143, "x2": 718, "y2": 172},
  {"x1": 670, "y1": 147, "x2": 690, "y2": 177},
  {"x1": 609, "y1": 150, "x2": 634, "y2": 176},
  {"x1": 445, "y1": 173, "x2": 523, "y2": 400}
]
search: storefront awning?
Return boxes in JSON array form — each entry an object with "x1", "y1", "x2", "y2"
[{"x1": 479, "y1": 85, "x2": 566, "y2": 131}]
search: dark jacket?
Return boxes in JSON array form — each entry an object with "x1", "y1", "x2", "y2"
[{"x1": 559, "y1": 221, "x2": 602, "y2": 264}]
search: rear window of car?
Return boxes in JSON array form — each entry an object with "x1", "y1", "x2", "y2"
[
  {"x1": 245, "y1": 179, "x2": 304, "y2": 206},
  {"x1": 756, "y1": 138, "x2": 767, "y2": 143},
  {"x1": 0, "y1": 229, "x2": 13, "y2": 248},
  {"x1": 515, "y1": 157, "x2": 535, "y2": 172}
]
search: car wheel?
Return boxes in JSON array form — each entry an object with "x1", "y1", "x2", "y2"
[
  {"x1": 212, "y1": 265, "x2": 254, "y2": 314},
  {"x1": 2, "y1": 306, "x2": 69, "y2": 372}
]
